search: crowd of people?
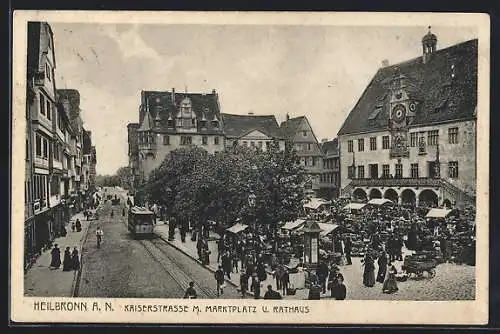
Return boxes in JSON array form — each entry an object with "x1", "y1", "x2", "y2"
[{"x1": 49, "y1": 244, "x2": 80, "y2": 272}]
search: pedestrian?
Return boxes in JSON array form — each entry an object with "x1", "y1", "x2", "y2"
[
  {"x1": 331, "y1": 273, "x2": 347, "y2": 300},
  {"x1": 75, "y1": 219, "x2": 82, "y2": 232},
  {"x1": 62, "y1": 247, "x2": 72, "y2": 271},
  {"x1": 96, "y1": 226, "x2": 104, "y2": 248},
  {"x1": 252, "y1": 274, "x2": 261, "y2": 299},
  {"x1": 214, "y1": 265, "x2": 225, "y2": 297},
  {"x1": 316, "y1": 260, "x2": 329, "y2": 294},
  {"x1": 376, "y1": 251, "x2": 388, "y2": 284},
  {"x1": 440, "y1": 235, "x2": 450, "y2": 262},
  {"x1": 281, "y1": 268, "x2": 290, "y2": 296},
  {"x1": 274, "y1": 264, "x2": 283, "y2": 291},
  {"x1": 184, "y1": 282, "x2": 197, "y2": 299},
  {"x1": 263, "y1": 285, "x2": 282, "y2": 300},
  {"x1": 240, "y1": 271, "x2": 249, "y2": 298},
  {"x1": 344, "y1": 235, "x2": 352, "y2": 265},
  {"x1": 231, "y1": 249, "x2": 239, "y2": 273},
  {"x1": 71, "y1": 247, "x2": 80, "y2": 271},
  {"x1": 49, "y1": 244, "x2": 61, "y2": 269},
  {"x1": 308, "y1": 276, "x2": 321, "y2": 300},
  {"x1": 256, "y1": 261, "x2": 267, "y2": 282},
  {"x1": 383, "y1": 264, "x2": 399, "y2": 294},
  {"x1": 71, "y1": 220, "x2": 76, "y2": 232},
  {"x1": 362, "y1": 253, "x2": 376, "y2": 287},
  {"x1": 110, "y1": 210, "x2": 114, "y2": 218},
  {"x1": 122, "y1": 208, "x2": 126, "y2": 217},
  {"x1": 60, "y1": 225, "x2": 67, "y2": 237},
  {"x1": 217, "y1": 237, "x2": 224, "y2": 263},
  {"x1": 222, "y1": 250, "x2": 232, "y2": 279}
]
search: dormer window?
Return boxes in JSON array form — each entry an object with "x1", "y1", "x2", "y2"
[
  {"x1": 45, "y1": 64, "x2": 51, "y2": 81},
  {"x1": 212, "y1": 115, "x2": 219, "y2": 128},
  {"x1": 167, "y1": 114, "x2": 174, "y2": 127}
]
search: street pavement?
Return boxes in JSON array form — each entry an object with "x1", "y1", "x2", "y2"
[
  {"x1": 156, "y1": 222, "x2": 475, "y2": 300},
  {"x1": 77, "y1": 187, "x2": 240, "y2": 299},
  {"x1": 24, "y1": 210, "x2": 93, "y2": 297}
]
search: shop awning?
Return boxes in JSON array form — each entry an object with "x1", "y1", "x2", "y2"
[
  {"x1": 226, "y1": 223, "x2": 248, "y2": 234},
  {"x1": 303, "y1": 198, "x2": 331, "y2": 210},
  {"x1": 343, "y1": 203, "x2": 366, "y2": 210},
  {"x1": 281, "y1": 219, "x2": 306, "y2": 230},
  {"x1": 426, "y1": 208, "x2": 452, "y2": 218},
  {"x1": 317, "y1": 222, "x2": 339, "y2": 236},
  {"x1": 367, "y1": 198, "x2": 393, "y2": 206}
]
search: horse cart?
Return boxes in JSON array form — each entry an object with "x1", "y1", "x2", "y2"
[{"x1": 401, "y1": 252, "x2": 437, "y2": 278}]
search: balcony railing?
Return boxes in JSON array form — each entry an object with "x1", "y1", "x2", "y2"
[
  {"x1": 348, "y1": 177, "x2": 441, "y2": 188},
  {"x1": 138, "y1": 142, "x2": 156, "y2": 150}
]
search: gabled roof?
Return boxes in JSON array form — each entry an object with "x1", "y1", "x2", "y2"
[
  {"x1": 138, "y1": 109, "x2": 154, "y2": 132},
  {"x1": 337, "y1": 39, "x2": 478, "y2": 136},
  {"x1": 321, "y1": 138, "x2": 339, "y2": 156},
  {"x1": 221, "y1": 113, "x2": 283, "y2": 139},
  {"x1": 280, "y1": 116, "x2": 306, "y2": 139},
  {"x1": 139, "y1": 90, "x2": 223, "y2": 134}
]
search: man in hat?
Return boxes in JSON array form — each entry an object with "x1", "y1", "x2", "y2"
[
  {"x1": 214, "y1": 265, "x2": 225, "y2": 297},
  {"x1": 264, "y1": 285, "x2": 282, "y2": 300}
]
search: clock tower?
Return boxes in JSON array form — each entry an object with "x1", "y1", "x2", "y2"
[{"x1": 387, "y1": 68, "x2": 418, "y2": 158}]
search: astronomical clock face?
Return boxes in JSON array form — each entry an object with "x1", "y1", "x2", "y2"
[{"x1": 392, "y1": 104, "x2": 407, "y2": 123}]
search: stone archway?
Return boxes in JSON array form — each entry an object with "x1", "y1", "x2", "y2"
[
  {"x1": 418, "y1": 189, "x2": 439, "y2": 208},
  {"x1": 369, "y1": 188, "x2": 382, "y2": 199},
  {"x1": 353, "y1": 188, "x2": 367, "y2": 202},
  {"x1": 384, "y1": 188, "x2": 399, "y2": 203},
  {"x1": 401, "y1": 189, "x2": 416, "y2": 206}
]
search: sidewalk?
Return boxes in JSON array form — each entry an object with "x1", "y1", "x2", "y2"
[
  {"x1": 24, "y1": 209, "x2": 96, "y2": 297},
  {"x1": 154, "y1": 221, "x2": 314, "y2": 300}
]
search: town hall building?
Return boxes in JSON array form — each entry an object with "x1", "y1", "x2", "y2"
[{"x1": 337, "y1": 29, "x2": 477, "y2": 209}]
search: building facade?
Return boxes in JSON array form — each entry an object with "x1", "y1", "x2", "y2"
[
  {"x1": 221, "y1": 113, "x2": 285, "y2": 151},
  {"x1": 25, "y1": 22, "x2": 97, "y2": 268},
  {"x1": 337, "y1": 30, "x2": 477, "y2": 209},
  {"x1": 280, "y1": 115, "x2": 324, "y2": 196},
  {"x1": 319, "y1": 138, "x2": 340, "y2": 200},
  {"x1": 128, "y1": 89, "x2": 225, "y2": 183}
]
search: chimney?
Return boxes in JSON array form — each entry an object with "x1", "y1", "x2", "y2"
[
  {"x1": 212, "y1": 89, "x2": 216, "y2": 94},
  {"x1": 248, "y1": 111, "x2": 254, "y2": 115},
  {"x1": 286, "y1": 113, "x2": 290, "y2": 121},
  {"x1": 171, "y1": 88, "x2": 175, "y2": 102},
  {"x1": 321, "y1": 138, "x2": 328, "y2": 143},
  {"x1": 381, "y1": 59, "x2": 389, "y2": 67}
]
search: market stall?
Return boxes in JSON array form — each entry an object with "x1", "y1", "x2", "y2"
[
  {"x1": 367, "y1": 198, "x2": 394, "y2": 206},
  {"x1": 303, "y1": 198, "x2": 331, "y2": 213},
  {"x1": 425, "y1": 208, "x2": 452, "y2": 219},
  {"x1": 343, "y1": 202, "x2": 366, "y2": 214}
]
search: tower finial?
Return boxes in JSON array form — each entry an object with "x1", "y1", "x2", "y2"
[{"x1": 428, "y1": 25, "x2": 431, "y2": 32}]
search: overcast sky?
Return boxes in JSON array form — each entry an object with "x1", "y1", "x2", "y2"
[{"x1": 49, "y1": 23, "x2": 477, "y2": 175}]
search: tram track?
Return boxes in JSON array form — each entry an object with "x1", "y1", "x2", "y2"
[{"x1": 138, "y1": 238, "x2": 217, "y2": 298}]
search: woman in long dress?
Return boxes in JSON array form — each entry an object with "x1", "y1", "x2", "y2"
[
  {"x1": 376, "y1": 251, "x2": 388, "y2": 284},
  {"x1": 62, "y1": 247, "x2": 72, "y2": 271},
  {"x1": 362, "y1": 253, "x2": 376, "y2": 287},
  {"x1": 71, "y1": 247, "x2": 80, "y2": 271},
  {"x1": 50, "y1": 244, "x2": 61, "y2": 269},
  {"x1": 383, "y1": 264, "x2": 399, "y2": 294}
]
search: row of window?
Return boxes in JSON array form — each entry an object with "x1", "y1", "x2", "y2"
[
  {"x1": 347, "y1": 127, "x2": 461, "y2": 152},
  {"x1": 320, "y1": 173, "x2": 340, "y2": 185},
  {"x1": 295, "y1": 143, "x2": 314, "y2": 151},
  {"x1": 323, "y1": 158, "x2": 340, "y2": 169},
  {"x1": 33, "y1": 174, "x2": 48, "y2": 202},
  {"x1": 38, "y1": 92, "x2": 68, "y2": 135},
  {"x1": 347, "y1": 161, "x2": 459, "y2": 179},
  {"x1": 161, "y1": 119, "x2": 220, "y2": 129}
]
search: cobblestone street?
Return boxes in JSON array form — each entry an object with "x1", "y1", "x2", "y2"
[{"x1": 77, "y1": 188, "x2": 240, "y2": 299}]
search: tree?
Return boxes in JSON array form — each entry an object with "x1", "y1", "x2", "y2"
[{"x1": 140, "y1": 143, "x2": 307, "y2": 235}]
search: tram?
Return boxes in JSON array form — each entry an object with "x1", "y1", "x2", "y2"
[{"x1": 128, "y1": 206, "x2": 155, "y2": 238}]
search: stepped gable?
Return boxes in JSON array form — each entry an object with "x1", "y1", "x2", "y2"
[
  {"x1": 221, "y1": 113, "x2": 284, "y2": 139},
  {"x1": 337, "y1": 39, "x2": 478, "y2": 136}
]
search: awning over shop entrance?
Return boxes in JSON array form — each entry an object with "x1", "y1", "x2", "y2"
[
  {"x1": 317, "y1": 222, "x2": 339, "y2": 236},
  {"x1": 281, "y1": 219, "x2": 306, "y2": 230},
  {"x1": 226, "y1": 223, "x2": 249, "y2": 234},
  {"x1": 367, "y1": 198, "x2": 393, "y2": 206},
  {"x1": 426, "y1": 208, "x2": 452, "y2": 218},
  {"x1": 343, "y1": 203, "x2": 366, "y2": 210},
  {"x1": 303, "y1": 198, "x2": 331, "y2": 210}
]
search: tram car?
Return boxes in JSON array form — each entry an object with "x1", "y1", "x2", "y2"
[{"x1": 128, "y1": 206, "x2": 155, "y2": 238}]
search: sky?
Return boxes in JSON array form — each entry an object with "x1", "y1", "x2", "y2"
[{"x1": 49, "y1": 23, "x2": 477, "y2": 175}]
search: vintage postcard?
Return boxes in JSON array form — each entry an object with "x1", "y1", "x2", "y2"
[{"x1": 11, "y1": 11, "x2": 490, "y2": 324}]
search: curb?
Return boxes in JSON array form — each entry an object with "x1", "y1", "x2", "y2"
[
  {"x1": 71, "y1": 207, "x2": 99, "y2": 297},
  {"x1": 155, "y1": 232, "x2": 242, "y2": 290}
]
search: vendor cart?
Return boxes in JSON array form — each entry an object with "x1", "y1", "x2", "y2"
[{"x1": 401, "y1": 253, "x2": 437, "y2": 278}]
